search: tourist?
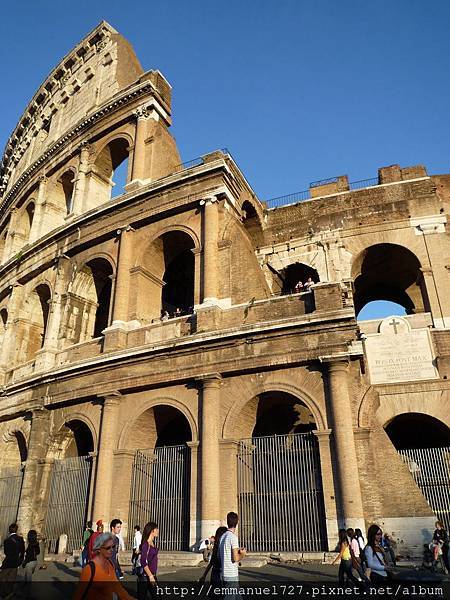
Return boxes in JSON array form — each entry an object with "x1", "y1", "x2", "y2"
[
  {"x1": 219, "y1": 512, "x2": 246, "y2": 598},
  {"x1": 132, "y1": 525, "x2": 142, "y2": 575},
  {"x1": 81, "y1": 521, "x2": 93, "y2": 567},
  {"x1": 137, "y1": 521, "x2": 159, "y2": 600},
  {"x1": 110, "y1": 518, "x2": 124, "y2": 580},
  {"x1": 0, "y1": 523, "x2": 25, "y2": 599},
  {"x1": 294, "y1": 281, "x2": 304, "y2": 293},
  {"x1": 431, "y1": 521, "x2": 448, "y2": 572},
  {"x1": 304, "y1": 277, "x2": 314, "y2": 291},
  {"x1": 199, "y1": 536, "x2": 214, "y2": 562},
  {"x1": 347, "y1": 528, "x2": 369, "y2": 583},
  {"x1": 382, "y1": 532, "x2": 396, "y2": 566},
  {"x1": 365, "y1": 524, "x2": 390, "y2": 583},
  {"x1": 88, "y1": 520, "x2": 104, "y2": 561},
  {"x1": 199, "y1": 526, "x2": 227, "y2": 588},
  {"x1": 174, "y1": 307, "x2": 182, "y2": 318},
  {"x1": 22, "y1": 529, "x2": 40, "y2": 597},
  {"x1": 73, "y1": 532, "x2": 134, "y2": 600},
  {"x1": 332, "y1": 529, "x2": 360, "y2": 585},
  {"x1": 160, "y1": 310, "x2": 169, "y2": 322}
]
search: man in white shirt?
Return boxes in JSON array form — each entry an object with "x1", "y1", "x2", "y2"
[
  {"x1": 219, "y1": 512, "x2": 246, "y2": 597},
  {"x1": 132, "y1": 525, "x2": 142, "y2": 575}
]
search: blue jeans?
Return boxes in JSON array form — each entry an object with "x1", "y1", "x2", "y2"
[{"x1": 223, "y1": 576, "x2": 241, "y2": 600}]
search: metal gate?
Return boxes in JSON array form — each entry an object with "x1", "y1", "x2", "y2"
[
  {"x1": 128, "y1": 445, "x2": 190, "y2": 550},
  {"x1": 237, "y1": 432, "x2": 327, "y2": 552},
  {"x1": 0, "y1": 466, "x2": 24, "y2": 542},
  {"x1": 45, "y1": 455, "x2": 93, "y2": 553},
  {"x1": 399, "y1": 446, "x2": 450, "y2": 530}
]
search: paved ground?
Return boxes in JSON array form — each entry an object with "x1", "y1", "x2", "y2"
[{"x1": 7, "y1": 561, "x2": 448, "y2": 599}]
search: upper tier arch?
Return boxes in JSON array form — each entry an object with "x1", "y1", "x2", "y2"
[{"x1": 0, "y1": 21, "x2": 145, "y2": 198}]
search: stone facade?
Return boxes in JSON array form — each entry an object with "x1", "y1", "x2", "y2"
[{"x1": 0, "y1": 22, "x2": 449, "y2": 557}]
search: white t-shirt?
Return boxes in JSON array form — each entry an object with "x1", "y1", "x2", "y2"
[
  {"x1": 219, "y1": 530, "x2": 239, "y2": 579},
  {"x1": 133, "y1": 531, "x2": 142, "y2": 550},
  {"x1": 199, "y1": 539, "x2": 209, "y2": 551}
]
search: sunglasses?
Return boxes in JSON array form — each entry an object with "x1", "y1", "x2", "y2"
[{"x1": 102, "y1": 544, "x2": 115, "y2": 550}]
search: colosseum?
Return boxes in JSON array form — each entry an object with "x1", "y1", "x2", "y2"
[{"x1": 0, "y1": 21, "x2": 449, "y2": 559}]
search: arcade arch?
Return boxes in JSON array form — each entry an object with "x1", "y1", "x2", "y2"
[
  {"x1": 17, "y1": 283, "x2": 51, "y2": 363},
  {"x1": 242, "y1": 200, "x2": 264, "y2": 247},
  {"x1": 385, "y1": 413, "x2": 450, "y2": 451},
  {"x1": 92, "y1": 137, "x2": 130, "y2": 202},
  {"x1": 352, "y1": 243, "x2": 429, "y2": 317},
  {"x1": 281, "y1": 262, "x2": 320, "y2": 295}
]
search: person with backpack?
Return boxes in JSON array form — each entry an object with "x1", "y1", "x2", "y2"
[
  {"x1": 74, "y1": 532, "x2": 134, "y2": 600},
  {"x1": 199, "y1": 526, "x2": 228, "y2": 589}
]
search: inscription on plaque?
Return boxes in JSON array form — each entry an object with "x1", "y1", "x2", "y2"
[{"x1": 364, "y1": 316, "x2": 439, "y2": 384}]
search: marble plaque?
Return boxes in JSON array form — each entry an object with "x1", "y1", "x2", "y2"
[{"x1": 364, "y1": 316, "x2": 439, "y2": 384}]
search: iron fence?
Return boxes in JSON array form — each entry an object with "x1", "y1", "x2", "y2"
[
  {"x1": 237, "y1": 432, "x2": 327, "y2": 552},
  {"x1": 398, "y1": 447, "x2": 450, "y2": 530},
  {"x1": 128, "y1": 445, "x2": 190, "y2": 551},
  {"x1": 44, "y1": 455, "x2": 93, "y2": 553},
  {"x1": 0, "y1": 466, "x2": 23, "y2": 543}
]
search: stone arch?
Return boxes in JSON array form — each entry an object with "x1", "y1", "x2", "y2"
[
  {"x1": 51, "y1": 167, "x2": 77, "y2": 215},
  {"x1": 118, "y1": 397, "x2": 198, "y2": 450},
  {"x1": 241, "y1": 200, "x2": 264, "y2": 247},
  {"x1": 17, "y1": 283, "x2": 51, "y2": 362},
  {"x1": 134, "y1": 228, "x2": 198, "y2": 321},
  {"x1": 384, "y1": 412, "x2": 450, "y2": 450},
  {"x1": 47, "y1": 417, "x2": 96, "y2": 460},
  {"x1": 15, "y1": 200, "x2": 36, "y2": 246},
  {"x1": 280, "y1": 262, "x2": 320, "y2": 295},
  {"x1": 223, "y1": 381, "x2": 326, "y2": 439},
  {"x1": 67, "y1": 257, "x2": 113, "y2": 343},
  {"x1": 92, "y1": 135, "x2": 132, "y2": 201},
  {"x1": 351, "y1": 243, "x2": 429, "y2": 316},
  {"x1": 0, "y1": 221, "x2": 9, "y2": 263},
  {"x1": 0, "y1": 420, "x2": 30, "y2": 467},
  {"x1": 374, "y1": 390, "x2": 450, "y2": 432}
]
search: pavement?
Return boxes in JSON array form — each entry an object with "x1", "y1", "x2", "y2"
[{"x1": 6, "y1": 560, "x2": 449, "y2": 599}]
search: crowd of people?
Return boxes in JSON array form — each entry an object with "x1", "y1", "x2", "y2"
[{"x1": 1, "y1": 516, "x2": 449, "y2": 598}]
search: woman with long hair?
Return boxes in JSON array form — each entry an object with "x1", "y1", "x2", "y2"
[
  {"x1": 365, "y1": 524, "x2": 389, "y2": 583},
  {"x1": 137, "y1": 522, "x2": 159, "y2": 600},
  {"x1": 22, "y1": 529, "x2": 40, "y2": 596},
  {"x1": 332, "y1": 529, "x2": 360, "y2": 585},
  {"x1": 199, "y1": 526, "x2": 228, "y2": 587},
  {"x1": 74, "y1": 532, "x2": 134, "y2": 600}
]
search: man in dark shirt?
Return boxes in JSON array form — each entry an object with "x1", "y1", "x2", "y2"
[{"x1": 0, "y1": 523, "x2": 25, "y2": 598}]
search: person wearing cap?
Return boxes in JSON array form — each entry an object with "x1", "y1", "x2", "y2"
[{"x1": 88, "y1": 521, "x2": 104, "y2": 561}]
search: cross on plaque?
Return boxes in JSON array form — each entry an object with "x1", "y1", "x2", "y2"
[{"x1": 388, "y1": 318, "x2": 401, "y2": 334}]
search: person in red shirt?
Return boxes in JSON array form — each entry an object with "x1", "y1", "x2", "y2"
[{"x1": 87, "y1": 520, "x2": 104, "y2": 561}]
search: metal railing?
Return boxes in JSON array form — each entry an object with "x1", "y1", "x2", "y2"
[
  {"x1": 0, "y1": 466, "x2": 23, "y2": 542},
  {"x1": 128, "y1": 445, "x2": 190, "y2": 551},
  {"x1": 398, "y1": 446, "x2": 450, "y2": 530},
  {"x1": 266, "y1": 176, "x2": 380, "y2": 209},
  {"x1": 237, "y1": 432, "x2": 327, "y2": 552}
]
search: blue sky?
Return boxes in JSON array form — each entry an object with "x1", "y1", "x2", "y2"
[{"x1": 1, "y1": 1, "x2": 448, "y2": 319}]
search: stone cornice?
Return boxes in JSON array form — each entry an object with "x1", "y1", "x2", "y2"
[{"x1": 0, "y1": 79, "x2": 157, "y2": 216}]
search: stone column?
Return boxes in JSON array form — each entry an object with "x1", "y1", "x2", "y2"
[
  {"x1": 111, "y1": 227, "x2": 134, "y2": 325},
  {"x1": 130, "y1": 107, "x2": 149, "y2": 184},
  {"x1": 92, "y1": 392, "x2": 121, "y2": 524},
  {"x1": 198, "y1": 374, "x2": 222, "y2": 539},
  {"x1": 29, "y1": 175, "x2": 47, "y2": 243},
  {"x1": 314, "y1": 429, "x2": 339, "y2": 551},
  {"x1": 323, "y1": 358, "x2": 365, "y2": 532},
  {"x1": 4, "y1": 208, "x2": 20, "y2": 261},
  {"x1": 71, "y1": 143, "x2": 91, "y2": 216},
  {"x1": 202, "y1": 198, "x2": 219, "y2": 304},
  {"x1": 219, "y1": 439, "x2": 239, "y2": 515},
  {"x1": 0, "y1": 283, "x2": 25, "y2": 384},
  {"x1": 17, "y1": 408, "x2": 51, "y2": 535}
]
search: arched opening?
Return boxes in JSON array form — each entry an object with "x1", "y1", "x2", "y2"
[
  {"x1": 137, "y1": 230, "x2": 196, "y2": 321},
  {"x1": 63, "y1": 419, "x2": 95, "y2": 458},
  {"x1": 67, "y1": 258, "x2": 113, "y2": 344},
  {"x1": 352, "y1": 244, "x2": 429, "y2": 317},
  {"x1": 385, "y1": 413, "x2": 450, "y2": 451},
  {"x1": 45, "y1": 419, "x2": 94, "y2": 553},
  {"x1": 281, "y1": 262, "x2": 319, "y2": 295},
  {"x1": 94, "y1": 138, "x2": 129, "y2": 201},
  {"x1": 25, "y1": 203, "x2": 35, "y2": 232},
  {"x1": 236, "y1": 391, "x2": 326, "y2": 552},
  {"x1": 385, "y1": 413, "x2": 450, "y2": 530},
  {"x1": 242, "y1": 201, "x2": 264, "y2": 247},
  {"x1": 0, "y1": 307, "x2": 8, "y2": 348},
  {"x1": 128, "y1": 404, "x2": 192, "y2": 550},
  {"x1": 358, "y1": 300, "x2": 406, "y2": 321},
  {"x1": 0, "y1": 224, "x2": 8, "y2": 263},
  {"x1": 19, "y1": 284, "x2": 51, "y2": 362},
  {"x1": 61, "y1": 170, "x2": 75, "y2": 214}
]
